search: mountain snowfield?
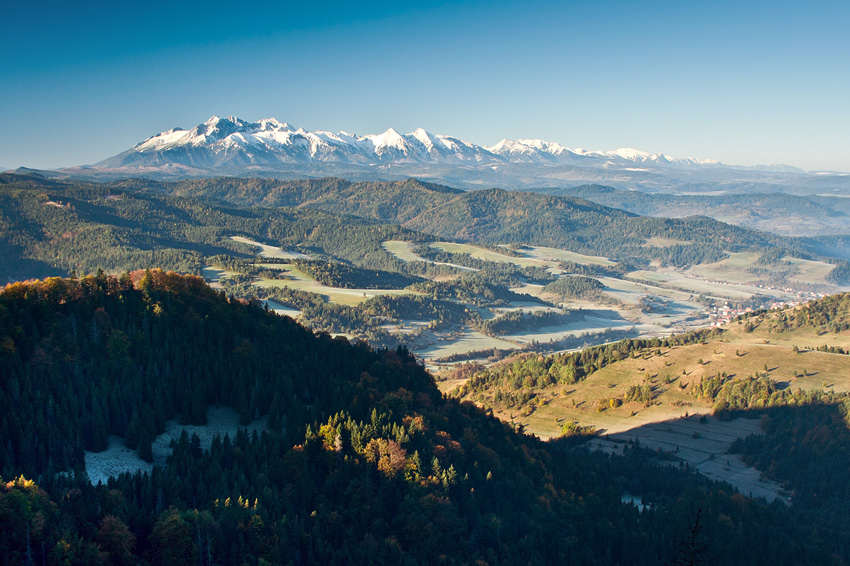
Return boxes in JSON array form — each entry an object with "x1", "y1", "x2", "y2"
[{"x1": 105, "y1": 115, "x2": 723, "y2": 169}]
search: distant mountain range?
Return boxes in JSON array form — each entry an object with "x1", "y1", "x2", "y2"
[
  {"x1": 101, "y1": 115, "x2": 732, "y2": 170},
  {"x1": 24, "y1": 115, "x2": 850, "y2": 195}
]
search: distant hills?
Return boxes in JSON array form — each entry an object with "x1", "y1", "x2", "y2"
[
  {"x1": 541, "y1": 184, "x2": 850, "y2": 237},
  {"x1": 25, "y1": 115, "x2": 850, "y2": 195},
  {"x1": 1, "y1": 173, "x2": 808, "y2": 282},
  {"x1": 165, "y1": 177, "x2": 789, "y2": 266},
  {"x1": 6, "y1": 172, "x2": 850, "y2": 290}
]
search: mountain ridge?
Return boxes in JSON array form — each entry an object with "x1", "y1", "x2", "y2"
[
  {"x1": 100, "y1": 115, "x2": 788, "y2": 171},
  {"x1": 34, "y1": 115, "x2": 850, "y2": 195}
]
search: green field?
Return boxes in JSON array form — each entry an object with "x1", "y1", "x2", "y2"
[
  {"x1": 628, "y1": 268, "x2": 789, "y2": 300},
  {"x1": 230, "y1": 236, "x2": 311, "y2": 259},
  {"x1": 687, "y1": 252, "x2": 838, "y2": 287},
  {"x1": 517, "y1": 245, "x2": 615, "y2": 266},
  {"x1": 430, "y1": 242, "x2": 548, "y2": 268},
  {"x1": 519, "y1": 278, "x2": 709, "y2": 338},
  {"x1": 382, "y1": 240, "x2": 477, "y2": 272},
  {"x1": 501, "y1": 314, "x2": 634, "y2": 345},
  {"x1": 381, "y1": 240, "x2": 425, "y2": 262},
  {"x1": 256, "y1": 271, "x2": 415, "y2": 306},
  {"x1": 201, "y1": 266, "x2": 239, "y2": 283},
  {"x1": 599, "y1": 276, "x2": 700, "y2": 306},
  {"x1": 783, "y1": 256, "x2": 837, "y2": 285},
  {"x1": 262, "y1": 299, "x2": 301, "y2": 318},
  {"x1": 419, "y1": 330, "x2": 517, "y2": 362}
]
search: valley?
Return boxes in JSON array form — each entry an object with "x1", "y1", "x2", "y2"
[
  {"x1": 1, "y1": 170, "x2": 843, "y2": 385},
  {"x1": 206, "y1": 233, "x2": 831, "y2": 369}
]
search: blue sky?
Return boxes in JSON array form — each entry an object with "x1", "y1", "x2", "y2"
[{"x1": 2, "y1": 0, "x2": 848, "y2": 171}]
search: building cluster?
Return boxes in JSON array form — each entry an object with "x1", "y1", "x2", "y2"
[{"x1": 708, "y1": 291, "x2": 826, "y2": 327}]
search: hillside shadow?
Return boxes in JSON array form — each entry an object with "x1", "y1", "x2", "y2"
[
  {"x1": 1, "y1": 257, "x2": 66, "y2": 283},
  {"x1": 576, "y1": 401, "x2": 850, "y2": 507}
]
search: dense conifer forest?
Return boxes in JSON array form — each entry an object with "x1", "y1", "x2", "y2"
[
  {"x1": 0, "y1": 173, "x2": 428, "y2": 283},
  {"x1": 164, "y1": 176, "x2": 797, "y2": 267},
  {"x1": 1, "y1": 273, "x2": 848, "y2": 565}
]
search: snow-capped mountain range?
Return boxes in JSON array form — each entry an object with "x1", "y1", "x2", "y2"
[
  {"x1": 101, "y1": 115, "x2": 727, "y2": 170},
  {"x1": 50, "y1": 115, "x2": 845, "y2": 195}
]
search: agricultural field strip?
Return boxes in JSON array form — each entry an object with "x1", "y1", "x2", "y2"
[
  {"x1": 518, "y1": 278, "x2": 702, "y2": 323},
  {"x1": 429, "y1": 242, "x2": 554, "y2": 269},
  {"x1": 256, "y1": 276, "x2": 415, "y2": 307},
  {"x1": 600, "y1": 276, "x2": 701, "y2": 304},
  {"x1": 201, "y1": 266, "x2": 239, "y2": 284},
  {"x1": 262, "y1": 299, "x2": 301, "y2": 317},
  {"x1": 515, "y1": 245, "x2": 615, "y2": 266},
  {"x1": 628, "y1": 269, "x2": 792, "y2": 300},
  {"x1": 502, "y1": 315, "x2": 636, "y2": 344},
  {"x1": 418, "y1": 330, "x2": 517, "y2": 361},
  {"x1": 230, "y1": 235, "x2": 311, "y2": 259},
  {"x1": 688, "y1": 253, "x2": 837, "y2": 286},
  {"x1": 514, "y1": 282, "x2": 708, "y2": 338},
  {"x1": 382, "y1": 240, "x2": 477, "y2": 271},
  {"x1": 381, "y1": 240, "x2": 426, "y2": 262}
]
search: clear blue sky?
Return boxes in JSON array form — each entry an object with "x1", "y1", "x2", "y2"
[{"x1": 2, "y1": 0, "x2": 848, "y2": 171}]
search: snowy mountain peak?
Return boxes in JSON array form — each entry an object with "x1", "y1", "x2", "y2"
[
  {"x1": 257, "y1": 118, "x2": 293, "y2": 131},
  {"x1": 411, "y1": 128, "x2": 435, "y2": 146},
  {"x1": 371, "y1": 128, "x2": 405, "y2": 146},
  {"x1": 608, "y1": 147, "x2": 653, "y2": 161}
]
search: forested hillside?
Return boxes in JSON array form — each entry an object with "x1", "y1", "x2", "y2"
[
  {"x1": 0, "y1": 173, "x2": 428, "y2": 282},
  {"x1": 454, "y1": 293, "x2": 850, "y2": 545},
  {"x1": 164, "y1": 176, "x2": 795, "y2": 266},
  {"x1": 4, "y1": 172, "x2": 842, "y2": 290},
  {"x1": 0, "y1": 273, "x2": 845, "y2": 565}
]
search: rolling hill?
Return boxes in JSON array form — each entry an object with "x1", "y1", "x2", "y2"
[
  {"x1": 0, "y1": 173, "x2": 429, "y2": 283},
  {"x1": 451, "y1": 293, "x2": 850, "y2": 537},
  {"x1": 163, "y1": 176, "x2": 797, "y2": 268}
]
